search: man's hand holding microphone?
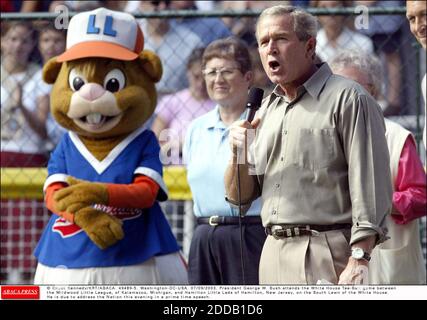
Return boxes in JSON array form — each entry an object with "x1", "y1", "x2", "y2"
[
  {"x1": 229, "y1": 88, "x2": 264, "y2": 163},
  {"x1": 225, "y1": 88, "x2": 264, "y2": 209}
]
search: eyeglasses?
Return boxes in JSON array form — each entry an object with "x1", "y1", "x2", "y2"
[{"x1": 202, "y1": 67, "x2": 240, "y2": 80}]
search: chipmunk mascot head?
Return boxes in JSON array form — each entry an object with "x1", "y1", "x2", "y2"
[{"x1": 34, "y1": 8, "x2": 187, "y2": 285}]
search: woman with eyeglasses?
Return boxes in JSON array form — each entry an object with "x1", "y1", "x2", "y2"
[{"x1": 183, "y1": 37, "x2": 266, "y2": 285}]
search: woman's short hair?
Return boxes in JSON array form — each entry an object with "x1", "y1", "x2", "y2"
[{"x1": 202, "y1": 36, "x2": 252, "y2": 74}]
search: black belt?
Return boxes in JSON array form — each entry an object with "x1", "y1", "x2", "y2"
[
  {"x1": 197, "y1": 215, "x2": 262, "y2": 226},
  {"x1": 266, "y1": 223, "x2": 352, "y2": 239}
]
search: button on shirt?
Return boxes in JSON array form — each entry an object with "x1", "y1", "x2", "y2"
[
  {"x1": 184, "y1": 106, "x2": 262, "y2": 217},
  {"x1": 250, "y1": 63, "x2": 392, "y2": 245}
]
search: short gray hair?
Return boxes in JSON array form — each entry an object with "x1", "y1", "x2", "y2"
[
  {"x1": 255, "y1": 5, "x2": 318, "y2": 42},
  {"x1": 329, "y1": 50, "x2": 383, "y2": 99}
]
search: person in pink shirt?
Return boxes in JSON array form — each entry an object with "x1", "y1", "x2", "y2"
[
  {"x1": 331, "y1": 50, "x2": 426, "y2": 284},
  {"x1": 151, "y1": 48, "x2": 215, "y2": 165}
]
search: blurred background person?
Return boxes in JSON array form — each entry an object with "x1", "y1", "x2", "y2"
[
  {"x1": 1, "y1": 21, "x2": 50, "y2": 167},
  {"x1": 137, "y1": 0, "x2": 204, "y2": 95},
  {"x1": 220, "y1": 1, "x2": 290, "y2": 46},
  {"x1": 312, "y1": 0, "x2": 374, "y2": 62},
  {"x1": 1, "y1": 21, "x2": 51, "y2": 284},
  {"x1": 37, "y1": 22, "x2": 66, "y2": 64},
  {"x1": 169, "y1": 1, "x2": 232, "y2": 46},
  {"x1": 36, "y1": 22, "x2": 67, "y2": 151},
  {"x1": 355, "y1": 1, "x2": 406, "y2": 116},
  {"x1": 183, "y1": 37, "x2": 265, "y2": 285},
  {"x1": 152, "y1": 47, "x2": 215, "y2": 164},
  {"x1": 331, "y1": 50, "x2": 426, "y2": 284}
]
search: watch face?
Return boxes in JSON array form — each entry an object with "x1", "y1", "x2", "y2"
[{"x1": 352, "y1": 248, "x2": 364, "y2": 259}]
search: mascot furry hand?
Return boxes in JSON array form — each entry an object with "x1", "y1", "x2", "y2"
[{"x1": 34, "y1": 8, "x2": 187, "y2": 284}]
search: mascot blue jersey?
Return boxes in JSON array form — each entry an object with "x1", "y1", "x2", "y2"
[{"x1": 34, "y1": 127, "x2": 180, "y2": 268}]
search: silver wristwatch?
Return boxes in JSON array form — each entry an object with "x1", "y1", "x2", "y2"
[{"x1": 351, "y1": 247, "x2": 371, "y2": 261}]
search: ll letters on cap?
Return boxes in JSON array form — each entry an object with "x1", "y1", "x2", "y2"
[{"x1": 57, "y1": 7, "x2": 144, "y2": 62}]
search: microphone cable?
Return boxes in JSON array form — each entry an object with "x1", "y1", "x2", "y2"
[
  {"x1": 237, "y1": 161, "x2": 246, "y2": 284},
  {"x1": 236, "y1": 87, "x2": 264, "y2": 285}
]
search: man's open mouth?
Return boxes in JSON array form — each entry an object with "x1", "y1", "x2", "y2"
[{"x1": 269, "y1": 61, "x2": 280, "y2": 71}]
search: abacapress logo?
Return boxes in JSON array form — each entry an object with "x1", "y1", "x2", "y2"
[{"x1": 1, "y1": 286, "x2": 40, "y2": 300}]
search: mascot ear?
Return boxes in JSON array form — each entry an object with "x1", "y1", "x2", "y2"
[
  {"x1": 43, "y1": 57, "x2": 62, "y2": 84},
  {"x1": 137, "y1": 50, "x2": 162, "y2": 83}
]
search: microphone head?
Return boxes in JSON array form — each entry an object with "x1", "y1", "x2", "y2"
[{"x1": 246, "y1": 87, "x2": 264, "y2": 110}]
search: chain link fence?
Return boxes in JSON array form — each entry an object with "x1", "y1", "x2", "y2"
[{"x1": 1, "y1": 3, "x2": 426, "y2": 284}]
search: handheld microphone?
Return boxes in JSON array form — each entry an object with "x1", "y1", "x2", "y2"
[{"x1": 245, "y1": 87, "x2": 264, "y2": 122}]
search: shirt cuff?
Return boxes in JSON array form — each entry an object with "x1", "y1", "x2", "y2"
[
  {"x1": 350, "y1": 220, "x2": 389, "y2": 246},
  {"x1": 134, "y1": 167, "x2": 168, "y2": 201},
  {"x1": 43, "y1": 174, "x2": 70, "y2": 192}
]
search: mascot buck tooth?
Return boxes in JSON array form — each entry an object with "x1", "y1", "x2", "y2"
[{"x1": 34, "y1": 8, "x2": 188, "y2": 284}]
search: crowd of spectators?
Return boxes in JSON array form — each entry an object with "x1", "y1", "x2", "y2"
[
  {"x1": 1, "y1": 0, "x2": 425, "y2": 285},
  {"x1": 1, "y1": 1, "x2": 421, "y2": 168}
]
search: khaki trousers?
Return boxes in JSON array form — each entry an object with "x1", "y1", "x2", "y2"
[{"x1": 259, "y1": 230, "x2": 351, "y2": 284}]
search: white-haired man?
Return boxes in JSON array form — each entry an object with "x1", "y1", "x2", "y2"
[{"x1": 331, "y1": 50, "x2": 426, "y2": 284}]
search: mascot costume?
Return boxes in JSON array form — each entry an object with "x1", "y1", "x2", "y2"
[{"x1": 34, "y1": 8, "x2": 188, "y2": 284}]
